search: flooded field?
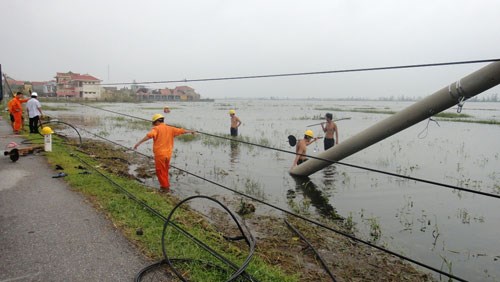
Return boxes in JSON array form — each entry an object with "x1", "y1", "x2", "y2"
[{"x1": 46, "y1": 99, "x2": 500, "y2": 281}]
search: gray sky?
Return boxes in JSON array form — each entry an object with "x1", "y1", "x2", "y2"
[{"x1": 1, "y1": 0, "x2": 499, "y2": 99}]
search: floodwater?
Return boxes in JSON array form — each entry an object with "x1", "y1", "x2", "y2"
[{"x1": 46, "y1": 99, "x2": 500, "y2": 281}]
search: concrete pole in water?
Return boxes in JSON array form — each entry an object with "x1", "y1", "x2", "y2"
[{"x1": 290, "y1": 61, "x2": 500, "y2": 177}]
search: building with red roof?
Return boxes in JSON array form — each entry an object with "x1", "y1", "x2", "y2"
[
  {"x1": 55, "y1": 71, "x2": 102, "y2": 99},
  {"x1": 136, "y1": 85, "x2": 201, "y2": 101}
]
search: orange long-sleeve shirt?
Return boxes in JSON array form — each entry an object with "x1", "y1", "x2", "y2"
[
  {"x1": 147, "y1": 123, "x2": 186, "y2": 158},
  {"x1": 9, "y1": 97, "x2": 28, "y2": 113}
]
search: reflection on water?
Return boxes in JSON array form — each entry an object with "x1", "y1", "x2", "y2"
[
  {"x1": 291, "y1": 176, "x2": 342, "y2": 220},
  {"x1": 229, "y1": 140, "x2": 240, "y2": 167},
  {"x1": 322, "y1": 165, "x2": 337, "y2": 188}
]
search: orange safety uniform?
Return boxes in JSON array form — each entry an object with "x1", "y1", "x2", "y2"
[
  {"x1": 10, "y1": 96, "x2": 28, "y2": 133},
  {"x1": 7, "y1": 98, "x2": 15, "y2": 129},
  {"x1": 147, "y1": 123, "x2": 186, "y2": 189}
]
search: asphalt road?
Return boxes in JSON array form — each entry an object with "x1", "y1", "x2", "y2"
[{"x1": 0, "y1": 117, "x2": 148, "y2": 281}]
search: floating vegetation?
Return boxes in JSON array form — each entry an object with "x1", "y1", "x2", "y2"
[
  {"x1": 434, "y1": 112, "x2": 472, "y2": 119},
  {"x1": 439, "y1": 255, "x2": 454, "y2": 281},
  {"x1": 42, "y1": 105, "x2": 71, "y2": 111},
  {"x1": 292, "y1": 114, "x2": 325, "y2": 120},
  {"x1": 314, "y1": 106, "x2": 500, "y2": 124},
  {"x1": 243, "y1": 177, "x2": 266, "y2": 200},
  {"x1": 141, "y1": 106, "x2": 178, "y2": 110},
  {"x1": 436, "y1": 118, "x2": 500, "y2": 125},
  {"x1": 109, "y1": 116, "x2": 127, "y2": 122},
  {"x1": 201, "y1": 134, "x2": 228, "y2": 147},
  {"x1": 493, "y1": 184, "x2": 500, "y2": 195},
  {"x1": 176, "y1": 133, "x2": 197, "y2": 142},
  {"x1": 102, "y1": 116, "x2": 151, "y2": 131},
  {"x1": 365, "y1": 217, "x2": 382, "y2": 242},
  {"x1": 97, "y1": 130, "x2": 110, "y2": 137},
  {"x1": 236, "y1": 199, "x2": 256, "y2": 216},
  {"x1": 314, "y1": 107, "x2": 396, "y2": 115},
  {"x1": 343, "y1": 212, "x2": 356, "y2": 233},
  {"x1": 457, "y1": 208, "x2": 471, "y2": 224}
]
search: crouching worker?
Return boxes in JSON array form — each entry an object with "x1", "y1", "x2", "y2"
[
  {"x1": 291, "y1": 130, "x2": 319, "y2": 169},
  {"x1": 133, "y1": 114, "x2": 196, "y2": 192}
]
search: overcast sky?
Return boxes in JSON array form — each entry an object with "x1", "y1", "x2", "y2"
[{"x1": 1, "y1": 0, "x2": 499, "y2": 99}]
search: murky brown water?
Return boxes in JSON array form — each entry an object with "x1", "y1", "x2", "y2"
[{"x1": 45, "y1": 99, "x2": 500, "y2": 281}]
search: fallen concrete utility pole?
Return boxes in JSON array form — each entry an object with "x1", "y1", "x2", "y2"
[{"x1": 290, "y1": 61, "x2": 500, "y2": 177}]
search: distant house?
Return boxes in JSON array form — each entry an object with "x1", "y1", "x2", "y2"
[
  {"x1": 4, "y1": 78, "x2": 27, "y2": 95},
  {"x1": 172, "y1": 86, "x2": 201, "y2": 101},
  {"x1": 136, "y1": 85, "x2": 201, "y2": 101},
  {"x1": 55, "y1": 72, "x2": 102, "y2": 99},
  {"x1": 32, "y1": 80, "x2": 57, "y2": 97},
  {"x1": 3, "y1": 77, "x2": 55, "y2": 97}
]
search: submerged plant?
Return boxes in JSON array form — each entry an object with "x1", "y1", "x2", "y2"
[{"x1": 366, "y1": 217, "x2": 382, "y2": 242}]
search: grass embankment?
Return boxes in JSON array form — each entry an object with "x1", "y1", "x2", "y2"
[{"x1": 25, "y1": 134, "x2": 296, "y2": 281}]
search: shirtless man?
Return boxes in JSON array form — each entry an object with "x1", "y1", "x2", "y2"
[
  {"x1": 229, "y1": 109, "x2": 242, "y2": 136},
  {"x1": 321, "y1": 113, "x2": 338, "y2": 150},
  {"x1": 291, "y1": 130, "x2": 319, "y2": 168}
]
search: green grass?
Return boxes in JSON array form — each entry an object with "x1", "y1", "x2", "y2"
[
  {"x1": 313, "y1": 107, "x2": 500, "y2": 125},
  {"x1": 436, "y1": 118, "x2": 500, "y2": 125},
  {"x1": 434, "y1": 112, "x2": 472, "y2": 118},
  {"x1": 314, "y1": 107, "x2": 396, "y2": 115},
  {"x1": 27, "y1": 134, "x2": 296, "y2": 282}
]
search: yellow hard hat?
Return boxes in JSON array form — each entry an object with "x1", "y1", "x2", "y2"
[
  {"x1": 152, "y1": 114, "x2": 164, "y2": 122},
  {"x1": 229, "y1": 109, "x2": 236, "y2": 115},
  {"x1": 41, "y1": 126, "x2": 54, "y2": 135},
  {"x1": 305, "y1": 130, "x2": 314, "y2": 138}
]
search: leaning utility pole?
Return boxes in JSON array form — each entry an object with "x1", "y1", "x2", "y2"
[
  {"x1": 290, "y1": 61, "x2": 500, "y2": 177},
  {"x1": 0, "y1": 64, "x2": 3, "y2": 102}
]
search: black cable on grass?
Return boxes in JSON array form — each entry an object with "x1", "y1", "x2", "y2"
[
  {"x1": 79, "y1": 103, "x2": 500, "y2": 200},
  {"x1": 69, "y1": 122, "x2": 466, "y2": 281},
  {"x1": 98, "y1": 58, "x2": 500, "y2": 86},
  {"x1": 162, "y1": 195, "x2": 256, "y2": 282},
  {"x1": 71, "y1": 153, "x2": 257, "y2": 282},
  {"x1": 38, "y1": 120, "x2": 83, "y2": 147},
  {"x1": 135, "y1": 259, "x2": 249, "y2": 282},
  {"x1": 284, "y1": 219, "x2": 336, "y2": 282}
]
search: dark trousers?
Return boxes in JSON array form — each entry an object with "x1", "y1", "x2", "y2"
[
  {"x1": 324, "y1": 138, "x2": 335, "y2": 150},
  {"x1": 230, "y1": 127, "x2": 238, "y2": 137},
  {"x1": 29, "y1": 116, "x2": 40, "y2": 133}
]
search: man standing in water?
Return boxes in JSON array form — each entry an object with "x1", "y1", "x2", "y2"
[
  {"x1": 229, "y1": 109, "x2": 241, "y2": 136},
  {"x1": 291, "y1": 130, "x2": 319, "y2": 169},
  {"x1": 133, "y1": 114, "x2": 195, "y2": 192},
  {"x1": 163, "y1": 105, "x2": 170, "y2": 114},
  {"x1": 321, "y1": 113, "x2": 339, "y2": 150}
]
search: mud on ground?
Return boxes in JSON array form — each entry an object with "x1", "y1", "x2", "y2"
[
  {"x1": 207, "y1": 197, "x2": 433, "y2": 282},
  {"x1": 77, "y1": 139, "x2": 433, "y2": 281}
]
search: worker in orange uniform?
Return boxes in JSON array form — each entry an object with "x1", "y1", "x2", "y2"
[
  {"x1": 133, "y1": 114, "x2": 196, "y2": 192},
  {"x1": 9, "y1": 92, "x2": 29, "y2": 134},
  {"x1": 7, "y1": 97, "x2": 16, "y2": 130}
]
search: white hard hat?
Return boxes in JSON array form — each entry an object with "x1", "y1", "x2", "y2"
[{"x1": 31, "y1": 92, "x2": 38, "y2": 97}]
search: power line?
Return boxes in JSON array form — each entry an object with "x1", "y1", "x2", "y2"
[
  {"x1": 68, "y1": 121, "x2": 465, "y2": 281},
  {"x1": 79, "y1": 103, "x2": 500, "y2": 200},
  {"x1": 99, "y1": 58, "x2": 500, "y2": 86}
]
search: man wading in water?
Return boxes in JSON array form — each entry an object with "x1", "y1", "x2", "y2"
[
  {"x1": 133, "y1": 114, "x2": 195, "y2": 192},
  {"x1": 291, "y1": 130, "x2": 319, "y2": 169},
  {"x1": 321, "y1": 113, "x2": 339, "y2": 150},
  {"x1": 229, "y1": 109, "x2": 242, "y2": 136}
]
